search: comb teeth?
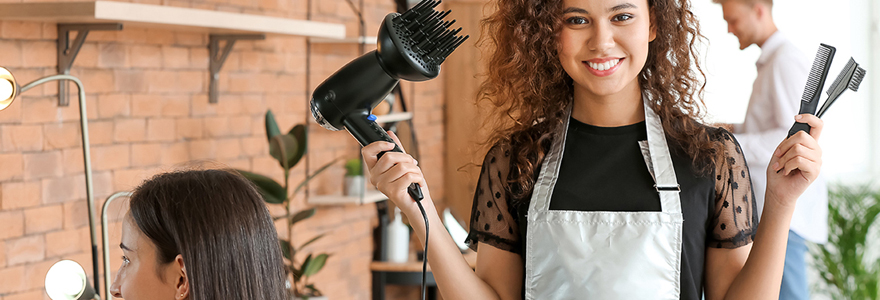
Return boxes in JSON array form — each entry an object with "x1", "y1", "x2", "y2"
[
  {"x1": 801, "y1": 45, "x2": 835, "y2": 104},
  {"x1": 849, "y1": 67, "x2": 866, "y2": 92},
  {"x1": 392, "y1": 0, "x2": 469, "y2": 66},
  {"x1": 826, "y1": 58, "x2": 857, "y2": 97}
]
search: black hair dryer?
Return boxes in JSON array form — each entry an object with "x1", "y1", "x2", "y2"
[{"x1": 309, "y1": 0, "x2": 468, "y2": 202}]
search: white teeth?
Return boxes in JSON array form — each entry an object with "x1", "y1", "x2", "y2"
[{"x1": 587, "y1": 59, "x2": 620, "y2": 71}]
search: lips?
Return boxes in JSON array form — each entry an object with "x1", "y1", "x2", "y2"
[{"x1": 583, "y1": 57, "x2": 624, "y2": 77}]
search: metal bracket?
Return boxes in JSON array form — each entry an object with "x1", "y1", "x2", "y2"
[
  {"x1": 57, "y1": 23, "x2": 123, "y2": 106},
  {"x1": 209, "y1": 34, "x2": 265, "y2": 103}
]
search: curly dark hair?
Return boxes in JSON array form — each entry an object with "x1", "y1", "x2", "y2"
[{"x1": 477, "y1": 0, "x2": 723, "y2": 199}]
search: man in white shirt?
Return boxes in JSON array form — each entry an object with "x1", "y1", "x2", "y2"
[{"x1": 714, "y1": 0, "x2": 829, "y2": 299}]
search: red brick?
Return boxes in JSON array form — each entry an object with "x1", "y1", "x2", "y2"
[
  {"x1": 118, "y1": 27, "x2": 149, "y2": 44},
  {"x1": 23, "y1": 260, "x2": 54, "y2": 291},
  {"x1": 174, "y1": 32, "x2": 206, "y2": 47},
  {"x1": 98, "y1": 43, "x2": 128, "y2": 68},
  {"x1": 240, "y1": 136, "x2": 265, "y2": 156},
  {"x1": 190, "y1": 94, "x2": 216, "y2": 116},
  {"x1": 71, "y1": 42, "x2": 99, "y2": 68},
  {"x1": 114, "y1": 118, "x2": 146, "y2": 142},
  {"x1": 214, "y1": 96, "x2": 244, "y2": 116},
  {"x1": 129, "y1": 44, "x2": 163, "y2": 68},
  {"x1": 0, "y1": 265, "x2": 26, "y2": 294},
  {"x1": 89, "y1": 145, "x2": 130, "y2": 171},
  {"x1": 162, "y1": 45, "x2": 190, "y2": 69},
  {"x1": 216, "y1": 138, "x2": 242, "y2": 159},
  {"x1": 175, "y1": 118, "x2": 202, "y2": 139},
  {"x1": 145, "y1": 29, "x2": 175, "y2": 45},
  {"x1": 41, "y1": 176, "x2": 85, "y2": 204},
  {"x1": 97, "y1": 93, "x2": 131, "y2": 119},
  {"x1": 112, "y1": 168, "x2": 157, "y2": 191},
  {"x1": 61, "y1": 148, "x2": 85, "y2": 175},
  {"x1": 190, "y1": 47, "x2": 209, "y2": 69},
  {"x1": 20, "y1": 40, "x2": 54, "y2": 67},
  {"x1": 86, "y1": 120, "x2": 114, "y2": 145},
  {"x1": 145, "y1": 70, "x2": 178, "y2": 93},
  {"x1": 0, "y1": 210, "x2": 24, "y2": 240},
  {"x1": 24, "y1": 205, "x2": 63, "y2": 234},
  {"x1": 160, "y1": 95, "x2": 190, "y2": 117},
  {"x1": 23, "y1": 151, "x2": 62, "y2": 180},
  {"x1": 0, "y1": 240, "x2": 4, "y2": 268},
  {"x1": 160, "y1": 142, "x2": 189, "y2": 165},
  {"x1": 1, "y1": 124, "x2": 43, "y2": 152},
  {"x1": 62, "y1": 200, "x2": 89, "y2": 230},
  {"x1": 3, "y1": 290, "x2": 44, "y2": 300},
  {"x1": 188, "y1": 139, "x2": 217, "y2": 160},
  {"x1": 0, "y1": 153, "x2": 24, "y2": 181},
  {"x1": 75, "y1": 68, "x2": 114, "y2": 94},
  {"x1": 45, "y1": 228, "x2": 85, "y2": 258},
  {"x1": 20, "y1": 96, "x2": 59, "y2": 124},
  {"x1": 42, "y1": 122, "x2": 81, "y2": 150},
  {"x1": 130, "y1": 94, "x2": 163, "y2": 117},
  {"x1": 114, "y1": 69, "x2": 149, "y2": 93},
  {"x1": 0, "y1": 39, "x2": 22, "y2": 68},
  {"x1": 131, "y1": 143, "x2": 162, "y2": 167},
  {"x1": 203, "y1": 116, "x2": 231, "y2": 137},
  {"x1": 6, "y1": 235, "x2": 45, "y2": 266},
  {"x1": 146, "y1": 118, "x2": 175, "y2": 142},
  {"x1": 178, "y1": 70, "x2": 204, "y2": 93}
]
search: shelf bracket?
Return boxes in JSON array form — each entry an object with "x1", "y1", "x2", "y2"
[
  {"x1": 209, "y1": 34, "x2": 265, "y2": 103},
  {"x1": 57, "y1": 23, "x2": 123, "y2": 106}
]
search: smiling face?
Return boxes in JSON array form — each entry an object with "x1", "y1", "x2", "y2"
[
  {"x1": 557, "y1": 0, "x2": 655, "y2": 100},
  {"x1": 108, "y1": 217, "x2": 184, "y2": 300}
]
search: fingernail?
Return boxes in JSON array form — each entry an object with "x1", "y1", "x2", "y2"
[
  {"x1": 796, "y1": 115, "x2": 803, "y2": 120},
  {"x1": 772, "y1": 162, "x2": 779, "y2": 170},
  {"x1": 413, "y1": 159, "x2": 419, "y2": 165},
  {"x1": 774, "y1": 148, "x2": 781, "y2": 157}
]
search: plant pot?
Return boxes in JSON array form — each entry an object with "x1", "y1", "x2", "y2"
[
  {"x1": 292, "y1": 296, "x2": 327, "y2": 300},
  {"x1": 344, "y1": 175, "x2": 364, "y2": 197}
]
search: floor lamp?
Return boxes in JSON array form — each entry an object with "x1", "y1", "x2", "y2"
[{"x1": 0, "y1": 67, "x2": 101, "y2": 300}]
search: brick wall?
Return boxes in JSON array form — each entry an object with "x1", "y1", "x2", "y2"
[{"x1": 0, "y1": 0, "x2": 447, "y2": 299}]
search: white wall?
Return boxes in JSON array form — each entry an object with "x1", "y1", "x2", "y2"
[{"x1": 692, "y1": 0, "x2": 878, "y2": 183}]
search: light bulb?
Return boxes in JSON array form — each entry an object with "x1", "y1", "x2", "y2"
[
  {"x1": 45, "y1": 260, "x2": 88, "y2": 300},
  {"x1": 0, "y1": 79, "x2": 12, "y2": 101}
]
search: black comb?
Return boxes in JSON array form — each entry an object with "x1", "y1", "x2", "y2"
[
  {"x1": 788, "y1": 44, "x2": 835, "y2": 137},
  {"x1": 816, "y1": 58, "x2": 866, "y2": 118}
]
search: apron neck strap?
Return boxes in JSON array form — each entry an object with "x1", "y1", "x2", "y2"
[{"x1": 643, "y1": 98, "x2": 682, "y2": 214}]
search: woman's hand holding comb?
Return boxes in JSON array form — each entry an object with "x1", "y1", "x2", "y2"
[{"x1": 765, "y1": 114, "x2": 823, "y2": 211}]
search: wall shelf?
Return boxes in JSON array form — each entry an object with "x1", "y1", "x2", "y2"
[
  {"x1": 375, "y1": 112, "x2": 412, "y2": 123},
  {"x1": 311, "y1": 36, "x2": 377, "y2": 44},
  {"x1": 309, "y1": 189, "x2": 387, "y2": 206},
  {"x1": 0, "y1": 1, "x2": 345, "y2": 39}
]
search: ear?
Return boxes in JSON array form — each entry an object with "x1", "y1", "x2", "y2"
[
  {"x1": 753, "y1": 2, "x2": 766, "y2": 19},
  {"x1": 648, "y1": 8, "x2": 657, "y2": 42},
  {"x1": 173, "y1": 255, "x2": 190, "y2": 299}
]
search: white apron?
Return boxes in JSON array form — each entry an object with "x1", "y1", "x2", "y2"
[{"x1": 524, "y1": 99, "x2": 684, "y2": 299}]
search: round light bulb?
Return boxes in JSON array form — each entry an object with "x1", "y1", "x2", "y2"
[
  {"x1": 45, "y1": 260, "x2": 87, "y2": 300},
  {"x1": 0, "y1": 79, "x2": 13, "y2": 111}
]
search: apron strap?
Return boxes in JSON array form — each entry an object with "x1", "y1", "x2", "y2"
[
  {"x1": 528, "y1": 109, "x2": 571, "y2": 213},
  {"x1": 643, "y1": 99, "x2": 682, "y2": 214}
]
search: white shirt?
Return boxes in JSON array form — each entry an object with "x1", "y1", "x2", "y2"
[{"x1": 732, "y1": 31, "x2": 828, "y2": 244}]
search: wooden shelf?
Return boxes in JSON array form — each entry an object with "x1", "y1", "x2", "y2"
[
  {"x1": 0, "y1": 1, "x2": 345, "y2": 39},
  {"x1": 311, "y1": 36, "x2": 377, "y2": 44},
  {"x1": 308, "y1": 189, "x2": 387, "y2": 206}
]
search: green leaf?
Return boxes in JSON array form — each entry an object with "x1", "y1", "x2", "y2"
[
  {"x1": 299, "y1": 233, "x2": 326, "y2": 250},
  {"x1": 302, "y1": 253, "x2": 328, "y2": 277},
  {"x1": 288, "y1": 208, "x2": 317, "y2": 225},
  {"x1": 279, "y1": 239, "x2": 292, "y2": 260},
  {"x1": 235, "y1": 170, "x2": 286, "y2": 204},
  {"x1": 269, "y1": 134, "x2": 299, "y2": 171},
  {"x1": 265, "y1": 110, "x2": 281, "y2": 141},
  {"x1": 286, "y1": 124, "x2": 308, "y2": 168}
]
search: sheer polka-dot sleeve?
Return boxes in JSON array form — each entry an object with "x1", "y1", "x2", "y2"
[
  {"x1": 709, "y1": 129, "x2": 759, "y2": 249},
  {"x1": 465, "y1": 144, "x2": 521, "y2": 254}
]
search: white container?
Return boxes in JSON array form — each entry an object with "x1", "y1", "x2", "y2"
[
  {"x1": 386, "y1": 207, "x2": 410, "y2": 263},
  {"x1": 343, "y1": 175, "x2": 364, "y2": 197}
]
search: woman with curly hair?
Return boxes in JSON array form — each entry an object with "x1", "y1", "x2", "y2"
[{"x1": 363, "y1": 0, "x2": 824, "y2": 298}]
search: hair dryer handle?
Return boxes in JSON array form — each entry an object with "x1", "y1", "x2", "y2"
[{"x1": 343, "y1": 111, "x2": 424, "y2": 202}]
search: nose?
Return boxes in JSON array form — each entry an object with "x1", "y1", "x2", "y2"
[
  {"x1": 109, "y1": 269, "x2": 123, "y2": 298},
  {"x1": 588, "y1": 21, "x2": 615, "y2": 52}
]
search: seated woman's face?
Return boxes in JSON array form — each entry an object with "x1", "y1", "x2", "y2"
[{"x1": 109, "y1": 217, "x2": 185, "y2": 299}]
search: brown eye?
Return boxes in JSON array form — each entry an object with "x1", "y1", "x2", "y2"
[
  {"x1": 566, "y1": 16, "x2": 589, "y2": 25},
  {"x1": 612, "y1": 14, "x2": 634, "y2": 22}
]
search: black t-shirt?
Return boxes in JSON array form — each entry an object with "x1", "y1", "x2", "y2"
[{"x1": 466, "y1": 118, "x2": 758, "y2": 300}]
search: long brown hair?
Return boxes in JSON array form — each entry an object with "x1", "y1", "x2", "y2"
[
  {"x1": 477, "y1": 0, "x2": 722, "y2": 199},
  {"x1": 129, "y1": 169, "x2": 287, "y2": 300}
]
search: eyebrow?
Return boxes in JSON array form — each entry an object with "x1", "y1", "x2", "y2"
[
  {"x1": 120, "y1": 243, "x2": 133, "y2": 251},
  {"x1": 563, "y1": 3, "x2": 638, "y2": 14}
]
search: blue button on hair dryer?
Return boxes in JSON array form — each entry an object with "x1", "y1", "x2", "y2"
[{"x1": 309, "y1": 0, "x2": 468, "y2": 202}]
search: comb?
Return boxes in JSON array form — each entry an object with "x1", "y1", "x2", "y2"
[
  {"x1": 788, "y1": 44, "x2": 836, "y2": 137},
  {"x1": 817, "y1": 58, "x2": 866, "y2": 118}
]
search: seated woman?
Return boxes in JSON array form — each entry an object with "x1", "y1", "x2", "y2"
[{"x1": 109, "y1": 169, "x2": 287, "y2": 300}]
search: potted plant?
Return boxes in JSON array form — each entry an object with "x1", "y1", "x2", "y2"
[
  {"x1": 343, "y1": 158, "x2": 364, "y2": 197},
  {"x1": 811, "y1": 184, "x2": 880, "y2": 300},
  {"x1": 236, "y1": 110, "x2": 336, "y2": 300}
]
